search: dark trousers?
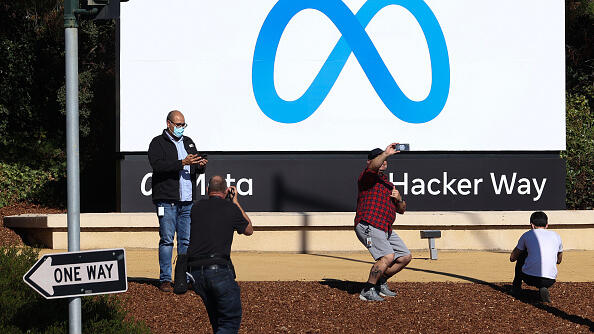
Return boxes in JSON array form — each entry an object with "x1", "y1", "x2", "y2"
[
  {"x1": 513, "y1": 251, "x2": 555, "y2": 289},
  {"x1": 190, "y1": 266, "x2": 242, "y2": 334}
]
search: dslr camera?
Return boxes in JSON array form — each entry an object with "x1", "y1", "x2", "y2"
[{"x1": 225, "y1": 187, "x2": 236, "y2": 201}]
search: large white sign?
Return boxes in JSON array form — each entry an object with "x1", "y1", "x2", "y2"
[{"x1": 119, "y1": 0, "x2": 565, "y2": 152}]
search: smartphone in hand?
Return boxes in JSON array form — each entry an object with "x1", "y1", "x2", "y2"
[{"x1": 395, "y1": 143, "x2": 410, "y2": 151}]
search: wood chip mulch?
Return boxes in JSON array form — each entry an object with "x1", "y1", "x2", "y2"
[
  {"x1": 120, "y1": 280, "x2": 594, "y2": 333},
  {"x1": 0, "y1": 202, "x2": 65, "y2": 246}
]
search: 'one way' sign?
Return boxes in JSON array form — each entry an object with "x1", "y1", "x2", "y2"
[{"x1": 23, "y1": 248, "x2": 127, "y2": 299}]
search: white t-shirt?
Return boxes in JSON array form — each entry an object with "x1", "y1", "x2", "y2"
[{"x1": 516, "y1": 229, "x2": 563, "y2": 279}]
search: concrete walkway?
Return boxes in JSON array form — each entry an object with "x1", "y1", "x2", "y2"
[{"x1": 40, "y1": 249, "x2": 594, "y2": 283}]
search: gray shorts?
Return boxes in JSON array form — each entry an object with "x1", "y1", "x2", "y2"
[{"x1": 355, "y1": 222, "x2": 411, "y2": 261}]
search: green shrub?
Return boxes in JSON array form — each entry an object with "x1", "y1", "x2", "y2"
[
  {"x1": 562, "y1": 93, "x2": 594, "y2": 209},
  {"x1": 1, "y1": 3, "x2": 116, "y2": 211},
  {"x1": 0, "y1": 162, "x2": 62, "y2": 208},
  {"x1": 0, "y1": 246, "x2": 39, "y2": 329},
  {"x1": 0, "y1": 246, "x2": 150, "y2": 333}
]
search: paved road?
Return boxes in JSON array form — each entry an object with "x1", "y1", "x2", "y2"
[{"x1": 40, "y1": 249, "x2": 594, "y2": 282}]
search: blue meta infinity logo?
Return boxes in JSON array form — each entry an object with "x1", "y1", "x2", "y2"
[{"x1": 252, "y1": 0, "x2": 450, "y2": 124}]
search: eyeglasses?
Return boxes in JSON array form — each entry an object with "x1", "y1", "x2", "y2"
[{"x1": 168, "y1": 119, "x2": 187, "y2": 128}]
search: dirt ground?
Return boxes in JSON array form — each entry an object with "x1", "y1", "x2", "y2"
[{"x1": 118, "y1": 249, "x2": 594, "y2": 283}]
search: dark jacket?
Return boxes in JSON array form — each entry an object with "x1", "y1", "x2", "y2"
[{"x1": 148, "y1": 129, "x2": 205, "y2": 202}]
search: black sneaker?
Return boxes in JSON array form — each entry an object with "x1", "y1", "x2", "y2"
[
  {"x1": 173, "y1": 254, "x2": 188, "y2": 294},
  {"x1": 539, "y1": 287, "x2": 551, "y2": 303},
  {"x1": 511, "y1": 286, "x2": 522, "y2": 297}
]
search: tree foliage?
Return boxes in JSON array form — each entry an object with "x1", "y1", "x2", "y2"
[
  {"x1": 0, "y1": 1, "x2": 117, "y2": 210},
  {"x1": 563, "y1": 94, "x2": 594, "y2": 209},
  {"x1": 564, "y1": 0, "x2": 594, "y2": 209}
]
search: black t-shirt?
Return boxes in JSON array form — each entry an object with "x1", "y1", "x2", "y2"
[{"x1": 187, "y1": 197, "x2": 249, "y2": 266}]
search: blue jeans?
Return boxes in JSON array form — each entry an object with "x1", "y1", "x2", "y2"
[
  {"x1": 190, "y1": 266, "x2": 242, "y2": 334},
  {"x1": 156, "y1": 201, "x2": 192, "y2": 282}
]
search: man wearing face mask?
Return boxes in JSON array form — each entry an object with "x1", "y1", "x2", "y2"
[{"x1": 148, "y1": 110, "x2": 208, "y2": 292}]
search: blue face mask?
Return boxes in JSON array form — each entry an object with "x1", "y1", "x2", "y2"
[{"x1": 173, "y1": 126, "x2": 184, "y2": 137}]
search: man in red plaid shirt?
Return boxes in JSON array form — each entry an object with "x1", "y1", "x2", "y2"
[{"x1": 355, "y1": 143, "x2": 411, "y2": 301}]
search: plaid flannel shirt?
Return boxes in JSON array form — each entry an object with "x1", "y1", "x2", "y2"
[{"x1": 354, "y1": 167, "x2": 396, "y2": 233}]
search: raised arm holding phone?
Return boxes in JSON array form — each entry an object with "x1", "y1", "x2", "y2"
[{"x1": 354, "y1": 143, "x2": 411, "y2": 301}]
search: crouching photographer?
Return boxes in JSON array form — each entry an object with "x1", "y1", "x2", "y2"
[{"x1": 180, "y1": 175, "x2": 253, "y2": 333}]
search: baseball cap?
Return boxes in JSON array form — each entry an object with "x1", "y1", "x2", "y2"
[{"x1": 367, "y1": 148, "x2": 383, "y2": 160}]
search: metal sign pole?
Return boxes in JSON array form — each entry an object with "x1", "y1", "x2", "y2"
[
  {"x1": 62, "y1": 1, "x2": 122, "y2": 331},
  {"x1": 64, "y1": 0, "x2": 81, "y2": 332}
]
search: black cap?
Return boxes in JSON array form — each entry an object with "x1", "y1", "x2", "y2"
[{"x1": 367, "y1": 148, "x2": 383, "y2": 160}]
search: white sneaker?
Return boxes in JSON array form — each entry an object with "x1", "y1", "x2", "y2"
[
  {"x1": 359, "y1": 287, "x2": 384, "y2": 301},
  {"x1": 378, "y1": 282, "x2": 397, "y2": 297}
]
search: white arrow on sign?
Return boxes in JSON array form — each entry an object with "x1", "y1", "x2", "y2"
[{"x1": 28, "y1": 256, "x2": 120, "y2": 296}]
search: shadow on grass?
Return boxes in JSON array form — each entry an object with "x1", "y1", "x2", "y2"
[{"x1": 313, "y1": 253, "x2": 594, "y2": 331}]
